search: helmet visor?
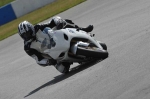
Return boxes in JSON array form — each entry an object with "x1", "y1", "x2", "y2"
[{"x1": 21, "y1": 29, "x2": 33, "y2": 41}]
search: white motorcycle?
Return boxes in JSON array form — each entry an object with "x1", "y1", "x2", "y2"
[{"x1": 35, "y1": 20, "x2": 108, "y2": 73}]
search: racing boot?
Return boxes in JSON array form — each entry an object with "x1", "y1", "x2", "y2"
[{"x1": 80, "y1": 25, "x2": 94, "y2": 32}]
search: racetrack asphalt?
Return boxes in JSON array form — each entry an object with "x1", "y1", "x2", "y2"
[{"x1": 1, "y1": 0, "x2": 150, "y2": 99}]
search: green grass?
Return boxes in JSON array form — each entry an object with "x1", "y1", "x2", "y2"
[
  {"x1": 0, "y1": 0, "x2": 86, "y2": 41},
  {"x1": 0, "y1": 0, "x2": 14, "y2": 7}
]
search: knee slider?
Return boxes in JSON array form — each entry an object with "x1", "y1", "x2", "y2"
[{"x1": 55, "y1": 63, "x2": 67, "y2": 73}]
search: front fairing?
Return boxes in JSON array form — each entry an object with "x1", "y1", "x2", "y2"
[
  {"x1": 30, "y1": 29, "x2": 52, "y2": 53},
  {"x1": 31, "y1": 27, "x2": 103, "y2": 61},
  {"x1": 45, "y1": 30, "x2": 70, "y2": 59},
  {"x1": 63, "y1": 28, "x2": 102, "y2": 49}
]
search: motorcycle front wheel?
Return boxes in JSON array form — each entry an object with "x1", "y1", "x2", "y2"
[{"x1": 76, "y1": 47, "x2": 108, "y2": 59}]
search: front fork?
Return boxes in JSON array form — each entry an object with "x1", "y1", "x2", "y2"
[{"x1": 71, "y1": 41, "x2": 89, "y2": 55}]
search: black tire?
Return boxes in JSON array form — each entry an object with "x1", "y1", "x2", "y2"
[
  {"x1": 62, "y1": 62, "x2": 70, "y2": 74},
  {"x1": 100, "y1": 43, "x2": 107, "y2": 50},
  {"x1": 76, "y1": 47, "x2": 108, "y2": 59}
]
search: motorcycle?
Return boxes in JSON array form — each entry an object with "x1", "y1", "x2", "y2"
[{"x1": 35, "y1": 20, "x2": 108, "y2": 73}]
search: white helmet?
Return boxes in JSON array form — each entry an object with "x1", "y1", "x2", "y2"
[{"x1": 18, "y1": 21, "x2": 35, "y2": 41}]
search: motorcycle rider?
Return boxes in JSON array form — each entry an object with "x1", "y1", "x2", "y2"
[{"x1": 18, "y1": 16, "x2": 93, "y2": 73}]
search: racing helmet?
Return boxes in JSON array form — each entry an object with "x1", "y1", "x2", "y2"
[{"x1": 18, "y1": 21, "x2": 35, "y2": 41}]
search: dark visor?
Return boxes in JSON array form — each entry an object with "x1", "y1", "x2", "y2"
[{"x1": 21, "y1": 30, "x2": 33, "y2": 41}]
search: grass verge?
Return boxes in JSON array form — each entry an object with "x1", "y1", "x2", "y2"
[
  {"x1": 0, "y1": 0, "x2": 14, "y2": 7},
  {"x1": 0, "y1": 0, "x2": 86, "y2": 41}
]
